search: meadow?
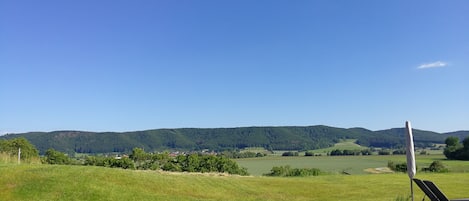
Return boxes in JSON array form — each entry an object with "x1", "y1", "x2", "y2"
[
  {"x1": 2, "y1": 142, "x2": 469, "y2": 200},
  {"x1": 235, "y1": 154, "x2": 467, "y2": 176},
  {"x1": 2, "y1": 163, "x2": 469, "y2": 201}
]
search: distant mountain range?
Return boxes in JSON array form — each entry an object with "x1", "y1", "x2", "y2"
[{"x1": 1, "y1": 126, "x2": 468, "y2": 154}]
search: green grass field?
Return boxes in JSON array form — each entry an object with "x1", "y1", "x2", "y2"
[
  {"x1": 236, "y1": 154, "x2": 469, "y2": 176},
  {"x1": 309, "y1": 139, "x2": 368, "y2": 154},
  {"x1": 2, "y1": 163, "x2": 469, "y2": 201}
]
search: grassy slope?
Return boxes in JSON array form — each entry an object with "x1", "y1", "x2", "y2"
[
  {"x1": 2, "y1": 164, "x2": 469, "y2": 201},
  {"x1": 308, "y1": 139, "x2": 368, "y2": 154}
]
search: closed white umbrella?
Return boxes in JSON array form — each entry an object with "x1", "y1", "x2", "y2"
[{"x1": 405, "y1": 121, "x2": 416, "y2": 201}]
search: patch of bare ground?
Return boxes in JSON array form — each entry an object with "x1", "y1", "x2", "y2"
[{"x1": 364, "y1": 167, "x2": 394, "y2": 174}]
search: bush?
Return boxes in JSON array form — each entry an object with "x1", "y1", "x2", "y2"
[
  {"x1": 422, "y1": 161, "x2": 448, "y2": 173},
  {"x1": 264, "y1": 165, "x2": 321, "y2": 177},
  {"x1": 304, "y1": 151, "x2": 314, "y2": 156},
  {"x1": 282, "y1": 151, "x2": 299, "y2": 156},
  {"x1": 43, "y1": 148, "x2": 71, "y2": 165},
  {"x1": 0, "y1": 137, "x2": 39, "y2": 161},
  {"x1": 387, "y1": 161, "x2": 408, "y2": 172},
  {"x1": 392, "y1": 150, "x2": 406, "y2": 155},
  {"x1": 379, "y1": 150, "x2": 391, "y2": 155},
  {"x1": 104, "y1": 157, "x2": 135, "y2": 169},
  {"x1": 444, "y1": 136, "x2": 469, "y2": 160}
]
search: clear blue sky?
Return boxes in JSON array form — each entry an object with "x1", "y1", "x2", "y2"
[{"x1": 1, "y1": 0, "x2": 468, "y2": 134}]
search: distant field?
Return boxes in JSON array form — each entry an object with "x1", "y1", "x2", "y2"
[
  {"x1": 1, "y1": 164, "x2": 469, "y2": 201},
  {"x1": 308, "y1": 139, "x2": 368, "y2": 154},
  {"x1": 236, "y1": 154, "x2": 469, "y2": 176}
]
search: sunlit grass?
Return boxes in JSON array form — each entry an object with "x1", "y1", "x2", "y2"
[
  {"x1": 236, "y1": 154, "x2": 469, "y2": 176},
  {"x1": 1, "y1": 163, "x2": 469, "y2": 201},
  {"x1": 0, "y1": 152, "x2": 41, "y2": 164}
]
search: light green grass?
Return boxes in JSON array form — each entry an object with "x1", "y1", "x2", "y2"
[
  {"x1": 1, "y1": 164, "x2": 469, "y2": 201},
  {"x1": 309, "y1": 139, "x2": 368, "y2": 154},
  {"x1": 236, "y1": 154, "x2": 469, "y2": 176},
  {"x1": 0, "y1": 152, "x2": 41, "y2": 164}
]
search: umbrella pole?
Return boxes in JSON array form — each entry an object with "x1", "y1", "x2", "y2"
[{"x1": 410, "y1": 178, "x2": 414, "y2": 201}]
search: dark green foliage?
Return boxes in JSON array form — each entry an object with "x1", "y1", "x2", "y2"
[
  {"x1": 2, "y1": 126, "x2": 467, "y2": 154},
  {"x1": 304, "y1": 151, "x2": 314, "y2": 156},
  {"x1": 444, "y1": 137, "x2": 469, "y2": 160},
  {"x1": 84, "y1": 156, "x2": 106, "y2": 166},
  {"x1": 445, "y1": 136, "x2": 459, "y2": 147},
  {"x1": 0, "y1": 137, "x2": 39, "y2": 160},
  {"x1": 84, "y1": 156, "x2": 135, "y2": 169},
  {"x1": 361, "y1": 149, "x2": 372, "y2": 155},
  {"x1": 162, "y1": 154, "x2": 248, "y2": 175},
  {"x1": 220, "y1": 150, "x2": 266, "y2": 158},
  {"x1": 264, "y1": 165, "x2": 322, "y2": 177},
  {"x1": 43, "y1": 148, "x2": 71, "y2": 165},
  {"x1": 427, "y1": 161, "x2": 448, "y2": 173},
  {"x1": 387, "y1": 161, "x2": 408, "y2": 172},
  {"x1": 378, "y1": 150, "x2": 391, "y2": 155},
  {"x1": 85, "y1": 149, "x2": 248, "y2": 175},
  {"x1": 282, "y1": 151, "x2": 299, "y2": 156},
  {"x1": 392, "y1": 150, "x2": 406, "y2": 155},
  {"x1": 329, "y1": 149, "x2": 361, "y2": 156},
  {"x1": 105, "y1": 158, "x2": 135, "y2": 169}
]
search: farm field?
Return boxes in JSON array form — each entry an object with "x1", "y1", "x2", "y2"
[
  {"x1": 2, "y1": 163, "x2": 469, "y2": 201},
  {"x1": 235, "y1": 154, "x2": 469, "y2": 176},
  {"x1": 308, "y1": 139, "x2": 368, "y2": 154}
]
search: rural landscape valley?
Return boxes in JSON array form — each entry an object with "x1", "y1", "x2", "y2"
[
  {"x1": 2, "y1": 125, "x2": 469, "y2": 200},
  {"x1": 2, "y1": 0, "x2": 468, "y2": 200}
]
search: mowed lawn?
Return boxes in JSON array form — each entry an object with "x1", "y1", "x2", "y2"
[
  {"x1": 2, "y1": 164, "x2": 469, "y2": 201},
  {"x1": 235, "y1": 154, "x2": 469, "y2": 176}
]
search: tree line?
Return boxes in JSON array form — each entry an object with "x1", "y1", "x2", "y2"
[
  {"x1": 263, "y1": 165, "x2": 322, "y2": 177},
  {"x1": 50, "y1": 147, "x2": 249, "y2": 176},
  {"x1": 2, "y1": 126, "x2": 458, "y2": 154},
  {"x1": 444, "y1": 136, "x2": 469, "y2": 160},
  {"x1": 0, "y1": 137, "x2": 249, "y2": 176}
]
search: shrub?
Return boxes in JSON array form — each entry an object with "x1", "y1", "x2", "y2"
[
  {"x1": 104, "y1": 157, "x2": 135, "y2": 169},
  {"x1": 43, "y1": 148, "x2": 71, "y2": 165},
  {"x1": 0, "y1": 137, "x2": 39, "y2": 161},
  {"x1": 282, "y1": 151, "x2": 299, "y2": 156},
  {"x1": 424, "y1": 161, "x2": 448, "y2": 173},
  {"x1": 444, "y1": 136, "x2": 469, "y2": 160},
  {"x1": 263, "y1": 165, "x2": 321, "y2": 177},
  {"x1": 379, "y1": 150, "x2": 391, "y2": 155},
  {"x1": 392, "y1": 150, "x2": 406, "y2": 155},
  {"x1": 387, "y1": 161, "x2": 407, "y2": 172}
]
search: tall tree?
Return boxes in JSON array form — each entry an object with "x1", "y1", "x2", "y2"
[{"x1": 0, "y1": 137, "x2": 39, "y2": 160}]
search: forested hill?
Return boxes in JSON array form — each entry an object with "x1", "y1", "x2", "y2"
[{"x1": 1, "y1": 126, "x2": 467, "y2": 154}]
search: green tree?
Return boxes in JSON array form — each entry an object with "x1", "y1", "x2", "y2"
[
  {"x1": 130, "y1": 148, "x2": 148, "y2": 162},
  {"x1": 0, "y1": 137, "x2": 39, "y2": 160},
  {"x1": 428, "y1": 161, "x2": 448, "y2": 173},
  {"x1": 44, "y1": 148, "x2": 70, "y2": 165},
  {"x1": 445, "y1": 136, "x2": 459, "y2": 147},
  {"x1": 444, "y1": 137, "x2": 466, "y2": 160},
  {"x1": 304, "y1": 151, "x2": 314, "y2": 156},
  {"x1": 463, "y1": 137, "x2": 469, "y2": 150}
]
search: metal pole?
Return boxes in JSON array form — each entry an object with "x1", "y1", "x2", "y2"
[{"x1": 410, "y1": 178, "x2": 414, "y2": 201}]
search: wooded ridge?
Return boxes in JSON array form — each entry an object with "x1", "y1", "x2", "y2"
[{"x1": 1, "y1": 125, "x2": 467, "y2": 154}]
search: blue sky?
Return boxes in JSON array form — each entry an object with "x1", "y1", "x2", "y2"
[{"x1": 1, "y1": 0, "x2": 468, "y2": 134}]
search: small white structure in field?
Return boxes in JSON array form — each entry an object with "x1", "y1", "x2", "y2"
[{"x1": 18, "y1": 147, "x2": 21, "y2": 164}]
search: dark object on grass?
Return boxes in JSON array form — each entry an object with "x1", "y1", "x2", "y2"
[{"x1": 413, "y1": 178, "x2": 469, "y2": 201}]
